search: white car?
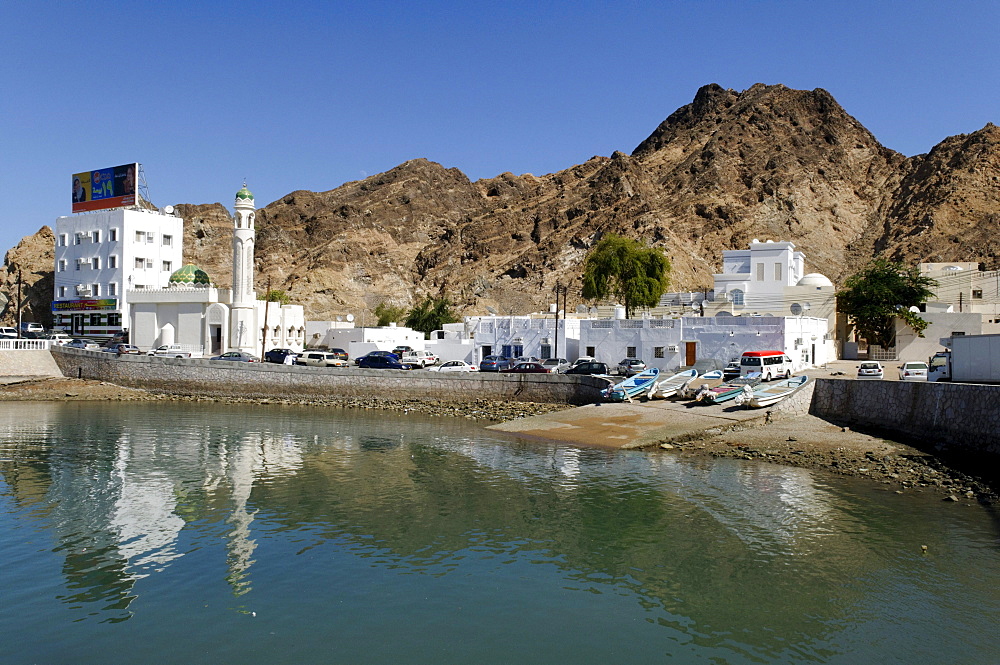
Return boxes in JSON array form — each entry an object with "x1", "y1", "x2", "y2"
[
  {"x1": 542, "y1": 358, "x2": 570, "y2": 373},
  {"x1": 0, "y1": 327, "x2": 17, "y2": 339},
  {"x1": 401, "y1": 350, "x2": 439, "y2": 367},
  {"x1": 427, "y1": 360, "x2": 479, "y2": 373},
  {"x1": 46, "y1": 332, "x2": 73, "y2": 345},
  {"x1": 898, "y1": 361, "x2": 929, "y2": 381},
  {"x1": 856, "y1": 362, "x2": 884, "y2": 380},
  {"x1": 296, "y1": 351, "x2": 349, "y2": 368}
]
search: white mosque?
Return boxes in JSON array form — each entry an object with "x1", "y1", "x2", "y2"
[{"x1": 128, "y1": 185, "x2": 305, "y2": 357}]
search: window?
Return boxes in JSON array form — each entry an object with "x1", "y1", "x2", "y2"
[
  {"x1": 586, "y1": 346, "x2": 596, "y2": 357},
  {"x1": 59, "y1": 234, "x2": 68, "y2": 246},
  {"x1": 108, "y1": 255, "x2": 117, "y2": 269},
  {"x1": 626, "y1": 347, "x2": 637, "y2": 358},
  {"x1": 93, "y1": 230, "x2": 101, "y2": 243},
  {"x1": 146, "y1": 258, "x2": 153, "y2": 269},
  {"x1": 654, "y1": 347, "x2": 665, "y2": 358},
  {"x1": 58, "y1": 286, "x2": 66, "y2": 298},
  {"x1": 109, "y1": 228, "x2": 118, "y2": 242},
  {"x1": 135, "y1": 257, "x2": 145, "y2": 269},
  {"x1": 75, "y1": 259, "x2": 82, "y2": 271},
  {"x1": 147, "y1": 232, "x2": 155, "y2": 243},
  {"x1": 972, "y1": 290, "x2": 983, "y2": 299},
  {"x1": 135, "y1": 231, "x2": 145, "y2": 242},
  {"x1": 89, "y1": 314, "x2": 101, "y2": 326},
  {"x1": 774, "y1": 263, "x2": 782, "y2": 281},
  {"x1": 162, "y1": 235, "x2": 172, "y2": 246},
  {"x1": 540, "y1": 344, "x2": 551, "y2": 359},
  {"x1": 730, "y1": 289, "x2": 745, "y2": 306},
  {"x1": 108, "y1": 283, "x2": 117, "y2": 296},
  {"x1": 58, "y1": 259, "x2": 67, "y2": 272},
  {"x1": 756, "y1": 263, "x2": 764, "y2": 281},
  {"x1": 74, "y1": 234, "x2": 81, "y2": 245},
  {"x1": 93, "y1": 257, "x2": 101, "y2": 270},
  {"x1": 92, "y1": 283, "x2": 100, "y2": 297},
  {"x1": 163, "y1": 261, "x2": 172, "y2": 272},
  {"x1": 108, "y1": 314, "x2": 121, "y2": 327}
]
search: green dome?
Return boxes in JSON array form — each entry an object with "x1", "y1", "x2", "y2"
[
  {"x1": 168, "y1": 264, "x2": 211, "y2": 286},
  {"x1": 236, "y1": 185, "x2": 254, "y2": 201}
]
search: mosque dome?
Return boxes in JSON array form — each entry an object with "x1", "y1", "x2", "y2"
[
  {"x1": 796, "y1": 273, "x2": 834, "y2": 288},
  {"x1": 235, "y1": 184, "x2": 254, "y2": 202},
  {"x1": 168, "y1": 264, "x2": 211, "y2": 286}
]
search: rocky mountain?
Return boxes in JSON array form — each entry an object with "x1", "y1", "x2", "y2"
[{"x1": 4, "y1": 83, "x2": 999, "y2": 326}]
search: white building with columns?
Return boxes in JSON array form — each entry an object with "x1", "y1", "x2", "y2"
[{"x1": 128, "y1": 185, "x2": 305, "y2": 356}]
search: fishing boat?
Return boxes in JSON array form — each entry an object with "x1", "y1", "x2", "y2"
[
  {"x1": 603, "y1": 367, "x2": 660, "y2": 402},
  {"x1": 747, "y1": 374, "x2": 810, "y2": 408},
  {"x1": 700, "y1": 372, "x2": 762, "y2": 404},
  {"x1": 679, "y1": 369, "x2": 724, "y2": 399},
  {"x1": 647, "y1": 368, "x2": 698, "y2": 399}
]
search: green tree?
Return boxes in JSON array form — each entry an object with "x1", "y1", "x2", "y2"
[
  {"x1": 374, "y1": 302, "x2": 406, "y2": 327},
  {"x1": 259, "y1": 289, "x2": 291, "y2": 305},
  {"x1": 836, "y1": 258, "x2": 938, "y2": 349},
  {"x1": 405, "y1": 297, "x2": 459, "y2": 337},
  {"x1": 581, "y1": 234, "x2": 671, "y2": 317}
]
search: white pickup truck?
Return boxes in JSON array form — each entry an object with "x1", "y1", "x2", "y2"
[{"x1": 147, "y1": 344, "x2": 204, "y2": 359}]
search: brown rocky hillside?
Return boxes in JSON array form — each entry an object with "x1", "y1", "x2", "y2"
[{"x1": 4, "y1": 83, "x2": 999, "y2": 326}]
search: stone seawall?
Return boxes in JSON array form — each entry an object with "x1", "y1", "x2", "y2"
[
  {"x1": 51, "y1": 347, "x2": 608, "y2": 405},
  {"x1": 811, "y1": 378, "x2": 1000, "y2": 458}
]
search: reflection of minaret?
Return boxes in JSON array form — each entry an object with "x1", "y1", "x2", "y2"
[
  {"x1": 231, "y1": 183, "x2": 257, "y2": 353},
  {"x1": 225, "y1": 432, "x2": 261, "y2": 596}
]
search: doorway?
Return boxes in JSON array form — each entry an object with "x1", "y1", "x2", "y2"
[
  {"x1": 685, "y1": 341, "x2": 697, "y2": 366},
  {"x1": 72, "y1": 314, "x2": 85, "y2": 336}
]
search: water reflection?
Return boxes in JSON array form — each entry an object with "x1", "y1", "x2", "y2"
[{"x1": 0, "y1": 401, "x2": 998, "y2": 663}]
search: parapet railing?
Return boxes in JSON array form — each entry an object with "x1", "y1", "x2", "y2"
[{"x1": 0, "y1": 339, "x2": 52, "y2": 350}]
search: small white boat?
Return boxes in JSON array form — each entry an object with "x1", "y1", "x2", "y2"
[
  {"x1": 647, "y1": 368, "x2": 698, "y2": 399},
  {"x1": 603, "y1": 368, "x2": 660, "y2": 402},
  {"x1": 748, "y1": 375, "x2": 810, "y2": 408},
  {"x1": 680, "y1": 369, "x2": 724, "y2": 399}
]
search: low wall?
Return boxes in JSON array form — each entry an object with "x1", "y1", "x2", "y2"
[
  {"x1": 51, "y1": 347, "x2": 608, "y2": 405},
  {"x1": 811, "y1": 378, "x2": 1000, "y2": 458},
  {"x1": 0, "y1": 349, "x2": 63, "y2": 377}
]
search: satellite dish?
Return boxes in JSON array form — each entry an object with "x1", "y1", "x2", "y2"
[
  {"x1": 346, "y1": 314, "x2": 355, "y2": 322},
  {"x1": 690, "y1": 303, "x2": 699, "y2": 312},
  {"x1": 336, "y1": 315, "x2": 343, "y2": 322},
  {"x1": 790, "y1": 303, "x2": 802, "y2": 316},
  {"x1": 163, "y1": 205, "x2": 174, "y2": 214}
]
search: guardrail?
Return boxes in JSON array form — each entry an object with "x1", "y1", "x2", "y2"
[{"x1": 0, "y1": 339, "x2": 52, "y2": 351}]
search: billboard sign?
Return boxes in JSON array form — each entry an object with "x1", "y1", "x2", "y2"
[
  {"x1": 51, "y1": 299, "x2": 119, "y2": 312},
  {"x1": 71, "y1": 163, "x2": 138, "y2": 213}
]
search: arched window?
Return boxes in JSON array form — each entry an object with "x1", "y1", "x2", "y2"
[{"x1": 729, "y1": 289, "x2": 745, "y2": 306}]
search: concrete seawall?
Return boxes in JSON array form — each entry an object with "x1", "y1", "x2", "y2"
[{"x1": 50, "y1": 347, "x2": 609, "y2": 404}]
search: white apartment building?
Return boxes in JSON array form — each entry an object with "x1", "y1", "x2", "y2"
[{"x1": 53, "y1": 208, "x2": 183, "y2": 338}]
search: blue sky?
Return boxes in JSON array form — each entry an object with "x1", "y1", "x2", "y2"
[{"x1": 2, "y1": 0, "x2": 997, "y2": 255}]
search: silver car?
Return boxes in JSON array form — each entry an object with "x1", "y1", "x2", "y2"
[{"x1": 898, "y1": 361, "x2": 928, "y2": 381}]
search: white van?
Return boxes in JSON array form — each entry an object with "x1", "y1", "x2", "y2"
[{"x1": 739, "y1": 350, "x2": 794, "y2": 381}]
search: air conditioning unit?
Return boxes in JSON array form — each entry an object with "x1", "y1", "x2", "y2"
[
  {"x1": 666, "y1": 345, "x2": 679, "y2": 352},
  {"x1": 75, "y1": 284, "x2": 91, "y2": 296}
]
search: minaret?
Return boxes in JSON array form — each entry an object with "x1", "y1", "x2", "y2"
[{"x1": 230, "y1": 183, "x2": 257, "y2": 352}]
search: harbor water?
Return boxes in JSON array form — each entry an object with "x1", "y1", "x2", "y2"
[{"x1": 1, "y1": 401, "x2": 998, "y2": 664}]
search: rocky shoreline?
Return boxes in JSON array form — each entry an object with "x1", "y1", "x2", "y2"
[{"x1": 1, "y1": 377, "x2": 995, "y2": 505}]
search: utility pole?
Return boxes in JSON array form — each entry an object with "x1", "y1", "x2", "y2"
[
  {"x1": 261, "y1": 276, "x2": 272, "y2": 357},
  {"x1": 16, "y1": 270, "x2": 22, "y2": 339},
  {"x1": 554, "y1": 281, "x2": 560, "y2": 361}
]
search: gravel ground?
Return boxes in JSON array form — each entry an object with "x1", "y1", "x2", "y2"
[{"x1": 1, "y1": 376, "x2": 995, "y2": 505}]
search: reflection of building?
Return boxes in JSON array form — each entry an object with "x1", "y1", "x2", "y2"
[
  {"x1": 52, "y1": 208, "x2": 183, "y2": 338},
  {"x1": 128, "y1": 185, "x2": 305, "y2": 356}
]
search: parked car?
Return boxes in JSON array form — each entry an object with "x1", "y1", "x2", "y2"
[
  {"x1": 392, "y1": 345, "x2": 414, "y2": 356},
  {"x1": 501, "y1": 362, "x2": 550, "y2": 374},
  {"x1": 513, "y1": 356, "x2": 542, "y2": 364},
  {"x1": 354, "y1": 350, "x2": 399, "y2": 365},
  {"x1": 479, "y1": 355, "x2": 514, "y2": 372},
  {"x1": 329, "y1": 348, "x2": 349, "y2": 361},
  {"x1": 0, "y1": 327, "x2": 17, "y2": 339},
  {"x1": 856, "y1": 362, "x2": 884, "y2": 380},
  {"x1": 67, "y1": 338, "x2": 101, "y2": 350},
  {"x1": 898, "y1": 361, "x2": 929, "y2": 381},
  {"x1": 296, "y1": 351, "x2": 349, "y2": 367},
  {"x1": 541, "y1": 358, "x2": 570, "y2": 373},
  {"x1": 569, "y1": 356, "x2": 597, "y2": 368},
  {"x1": 616, "y1": 358, "x2": 647, "y2": 376},
  {"x1": 44, "y1": 332, "x2": 72, "y2": 346},
  {"x1": 722, "y1": 360, "x2": 741, "y2": 380},
  {"x1": 264, "y1": 348, "x2": 299, "y2": 364},
  {"x1": 564, "y1": 361, "x2": 611, "y2": 376},
  {"x1": 211, "y1": 351, "x2": 259, "y2": 362},
  {"x1": 401, "y1": 350, "x2": 439, "y2": 367},
  {"x1": 426, "y1": 360, "x2": 479, "y2": 373},
  {"x1": 19, "y1": 322, "x2": 44, "y2": 335},
  {"x1": 358, "y1": 355, "x2": 413, "y2": 370},
  {"x1": 103, "y1": 344, "x2": 141, "y2": 355},
  {"x1": 148, "y1": 344, "x2": 204, "y2": 358}
]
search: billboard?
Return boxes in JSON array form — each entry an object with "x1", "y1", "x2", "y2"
[
  {"x1": 71, "y1": 163, "x2": 138, "y2": 213},
  {"x1": 52, "y1": 299, "x2": 119, "y2": 312}
]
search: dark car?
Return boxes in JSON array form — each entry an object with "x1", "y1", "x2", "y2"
[
  {"x1": 264, "y1": 348, "x2": 298, "y2": 364},
  {"x1": 354, "y1": 350, "x2": 399, "y2": 365},
  {"x1": 722, "y1": 361, "x2": 741, "y2": 380},
  {"x1": 392, "y1": 345, "x2": 414, "y2": 356},
  {"x1": 479, "y1": 355, "x2": 513, "y2": 372},
  {"x1": 211, "y1": 351, "x2": 259, "y2": 362},
  {"x1": 329, "y1": 347, "x2": 349, "y2": 361},
  {"x1": 564, "y1": 361, "x2": 611, "y2": 376},
  {"x1": 501, "y1": 362, "x2": 550, "y2": 374},
  {"x1": 103, "y1": 343, "x2": 141, "y2": 355},
  {"x1": 358, "y1": 355, "x2": 412, "y2": 370}
]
